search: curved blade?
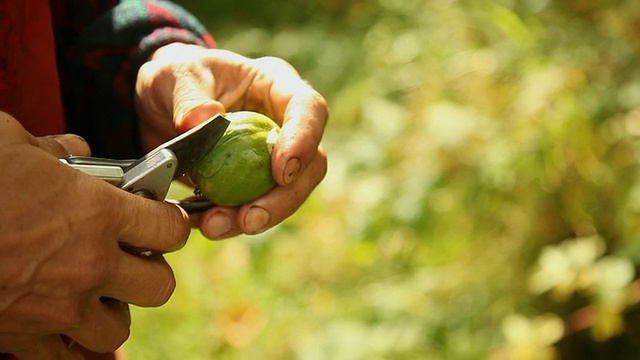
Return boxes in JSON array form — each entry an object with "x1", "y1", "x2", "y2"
[{"x1": 140, "y1": 114, "x2": 230, "y2": 179}]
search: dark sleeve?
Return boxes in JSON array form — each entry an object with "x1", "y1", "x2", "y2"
[{"x1": 54, "y1": 0, "x2": 215, "y2": 158}]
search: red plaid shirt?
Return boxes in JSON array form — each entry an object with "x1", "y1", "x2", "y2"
[{"x1": 0, "y1": 0, "x2": 215, "y2": 159}]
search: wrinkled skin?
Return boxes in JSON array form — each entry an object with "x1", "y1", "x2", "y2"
[
  {"x1": 0, "y1": 112, "x2": 190, "y2": 358},
  {"x1": 135, "y1": 43, "x2": 328, "y2": 239}
]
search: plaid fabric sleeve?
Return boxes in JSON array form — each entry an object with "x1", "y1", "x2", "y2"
[{"x1": 56, "y1": 0, "x2": 216, "y2": 158}]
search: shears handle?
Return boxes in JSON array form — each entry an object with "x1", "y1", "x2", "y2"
[
  {"x1": 61, "y1": 154, "x2": 215, "y2": 213},
  {"x1": 169, "y1": 198, "x2": 215, "y2": 214},
  {"x1": 62, "y1": 150, "x2": 177, "y2": 201},
  {"x1": 59, "y1": 157, "x2": 127, "y2": 185}
]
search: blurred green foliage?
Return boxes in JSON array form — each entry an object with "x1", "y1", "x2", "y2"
[{"x1": 124, "y1": 0, "x2": 640, "y2": 359}]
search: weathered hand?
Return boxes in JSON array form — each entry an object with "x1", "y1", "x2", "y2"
[
  {"x1": 0, "y1": 112, "x2": 191, "y2": 355},
  {"x1": 135, "y1": 43, "x2": 328, "y2": 239}
]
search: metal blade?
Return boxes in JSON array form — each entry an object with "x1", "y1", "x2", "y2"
[{"x1": 137, "y1": 113, "x2": 230, "y2": 179}]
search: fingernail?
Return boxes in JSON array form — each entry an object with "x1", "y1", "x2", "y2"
[
  {"x1": 283, "y1": 157, "x2": 301, "y2": 185},
  {"x1": 205, "y1": 212, "x2": 232, "y2": 239},
  {"x1": 176, "y1": 101, "x2": 225, "y2": 133},
  {"x1": 245, "y1": 206, "x2": 271, "y2": 234}
]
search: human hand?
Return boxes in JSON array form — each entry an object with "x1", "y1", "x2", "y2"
[
  {"x1": 0, "y1": 112, "x2": 191, "y2": 356},
  {"x1": 134, "y1": 43, "x2": 328, "y2": 239}
]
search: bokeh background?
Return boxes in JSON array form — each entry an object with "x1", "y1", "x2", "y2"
[{"x1": 124, "y1": 1, "x2": 640, "y2": 359}]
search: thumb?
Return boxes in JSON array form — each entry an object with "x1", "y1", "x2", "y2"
[
  {"x1": 0, "y1": 111, "x2": 91, "y2": 157},
  {"x1": 0, "y1": 110, "x2": 90, "y2": 157},
  {"x1": 33, "y1": 134, "x2": 92, "y2": 158},
  {"x1": 175, "y1": 100, "x2": 225, "y2": 133},
  {"x1": 172, "y1": 77, "x2": 225, "y2": 133}
]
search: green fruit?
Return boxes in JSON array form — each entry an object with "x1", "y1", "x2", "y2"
[{"x1": 189, "y1": 111, "x2": 280, "y2": 206}]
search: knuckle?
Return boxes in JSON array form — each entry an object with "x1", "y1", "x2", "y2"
[
  {"x1": 256, "y1": 55, "x2": 284, "y2": 66},
  {"x1": 85, "y1": 264, "x2": 111, "y2": 289},
  {"x1": 136, "y1": 60, "x2": 162, "y2": 85},
  {"x1": 49, "y1": 304, "x2": 83, "y2": 331},
  {"x1": 171, "y1": 58, "x2": 209, "y2": 83},
  {"x1": 255, "y1": 56, "x2": 300, "y2": 77},
  {"x1": 318, "y1": 95, "x2": 330, "y2": 117},
  {"x1": 78, "y1": 251, "x2": 113, "y2": 289},
  {"x1": 37, "y1": 136, "x2": 67, "y2": 157},
  {"x1": 309, "y1": 90, "x2": 330, "y2": 120},
  {"x1": 137, "y1": 60, "x2": 184, "y2": 96}
]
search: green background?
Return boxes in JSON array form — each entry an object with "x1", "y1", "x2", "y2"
[{"x1": 123, "y1": 1, "x2": 640, "y2": 359}]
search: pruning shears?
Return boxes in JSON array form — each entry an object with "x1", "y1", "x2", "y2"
[{"x1": 60, "y1": 114, "x2": 229, "y2": 214}]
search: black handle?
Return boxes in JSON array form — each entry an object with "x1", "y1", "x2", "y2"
[{"x1": 175, "y1": 198, "x2": 216, "y2": 214}]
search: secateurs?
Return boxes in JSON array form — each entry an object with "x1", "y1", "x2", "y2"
[{"x1": 60, "y1": 114, "x2": 229, "y2": 213}]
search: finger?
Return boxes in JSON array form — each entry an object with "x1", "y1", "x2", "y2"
[
  {"x1": 273, "y1": 89, "x2": 329, "y2": 185},
  {"x1": 198, "y1": 206, "x2": 242, "y2": 240},
  {"x1": 103, "y1": 254, "x2": 176, "y2": 307},
  {"x1": 0, "y1": 111, "x2": 81, "y2": 156},
  {"x1": 65, "y1": 299, "x2": 131, "y2": 354},
  {"x1": 115, "y1": 194, "x2": 191, "y2": 253},
  {"x1": 239, "y1": 148, "x2": 327, "y2": 235},
  {"x1": 33, "y1": 134, "x2": 92, "y2": 157},
  {"x1": 197, "y1": 148, "x2": 327, "y2": 239},
  {"x1": 200, "y1": 149, "x2": 327, "y2": 238},
  {"x1": 172, "y1": 69, "x2": 225, "y2": 132},
  {"x1": 250, "y1": 57, "x2": 328, "y2": 186},
  {"x1": 0, "y1": 111, "x2": 91, "y2": 158},
  {"x1": 175, "y1": 100, "x2": 226, "y2": 133}
]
